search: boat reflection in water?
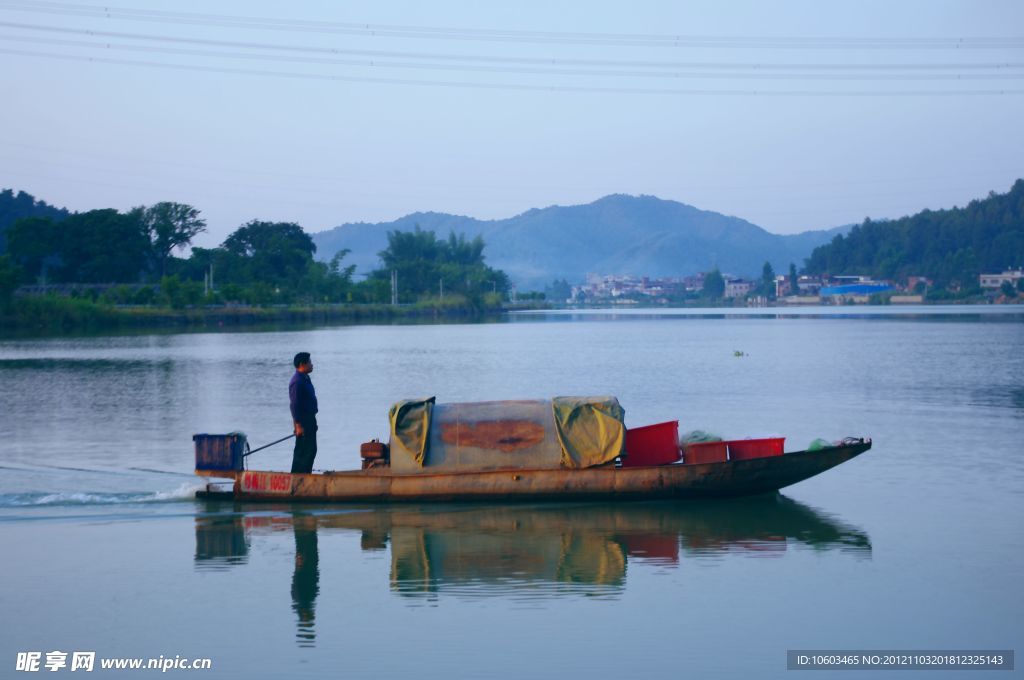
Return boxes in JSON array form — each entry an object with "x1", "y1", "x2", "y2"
[
  {"x1": 193, "y1": 513, "x2": 249, "y2": 568},
  {"x1": 194, "y1": 494, "x2": 870, "y2": 646}
]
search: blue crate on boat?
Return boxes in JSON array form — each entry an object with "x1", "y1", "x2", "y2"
[{"x1": 194, "y1": 433, "x2": 247, "y2": 472}]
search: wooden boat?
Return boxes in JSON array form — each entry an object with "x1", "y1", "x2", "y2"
[
  {"x1": 195, "y1": 396, "x2": 870, "y2": 503},
  {"x1": 196, "y1": 439, "x2": 872, "y2": 503}
]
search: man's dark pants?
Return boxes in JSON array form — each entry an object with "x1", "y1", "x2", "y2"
[{"x1": 291, "y1": 420, "x2": 317, "y2": 474}]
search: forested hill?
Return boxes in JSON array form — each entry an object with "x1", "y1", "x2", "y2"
[
  {"x1": 314, "y1": 194, "x2": 846, "y2": 289},
  {"x1": 0, "y1": 189, "x2": 71, "y2": 252},
  {"x1": 804, "y1": 180, "x2": 1024, "y2": 287}
]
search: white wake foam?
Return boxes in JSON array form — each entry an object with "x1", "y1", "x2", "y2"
[{"x1": 0, "y1": 481, "x2": 205, "y2": 507}]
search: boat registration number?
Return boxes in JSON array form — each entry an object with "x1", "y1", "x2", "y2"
[{"x1": 241, "y1": 471, "x2": 292, "y2": 495}]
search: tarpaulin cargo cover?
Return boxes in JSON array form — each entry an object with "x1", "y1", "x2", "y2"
[
  {"x1": 551, "y1": 396, "x2": 626, "y2": 469},
  {"x1": 388, "y1": 397, "x2": 435, "y2": 469},
  {"x1": 387, "y1": 397, "x2": 625, "y2": 472}
]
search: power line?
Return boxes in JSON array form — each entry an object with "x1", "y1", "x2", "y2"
[
  {"x1": 2, "y1": 20, "x2": 1023, "y2": 75},
  {"x1": 1, "y1": 0, "x2": 1022, "y2": 49},
  {"x1": 5, "y1": 33, "x2": 1024, "y2": 81},
  {"x1": 4, "y1": 46, "x2": 1024, "y2": 95}
]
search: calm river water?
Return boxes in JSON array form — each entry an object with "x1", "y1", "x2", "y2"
[{"x1": 1, "y1": 307, "x2": 1021, "y2": 678}]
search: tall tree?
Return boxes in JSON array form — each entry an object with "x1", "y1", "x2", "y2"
[
  {"x1": 0, "y1": 189, "x2": 71, "y2": 253},
  {"x1": 7, "y1": 210, "x2": 148, "y2": 283},
  {"x1": 760, "y1": 261, "x2": 776, "y2": 298},
  {"x1": 376, "y1": 225, "x2": 442, "y2": 296},
  {"x1": 370, "y1": 226, "x2": 508, "y2": 303},
  {"x1": 546, "y1": 278, "x2": 572, "y2": 303},
  {"x1": 55, "y1": 209, "x2": 150, "y2": 283},
  {"x1": 788, "y1": 263, "x2": 799, "y2": 296},
  {"x1": 6, "y1": 216, "x2": 62, "y2": 282},
  {"x1": 702, "y1": 269, "x2": 725, "y2": 299},
  {"x1": 134, "y1": 202, "x2": 206, "y2": 277},
  {"x1": 222, "y1": 220, "x2": 316, "y2": 285},
  {"x1": 445, "y1": 231, "x2": 485, "y2": 266}
]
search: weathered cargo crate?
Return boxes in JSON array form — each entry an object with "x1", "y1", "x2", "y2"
[{"x1": 194, "y1": 433, "x2": 247, "y2": 472}]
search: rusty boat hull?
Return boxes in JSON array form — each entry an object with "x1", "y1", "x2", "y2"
[{"x1": 196, "y1": 439, "x2": 871, "y2": 503}]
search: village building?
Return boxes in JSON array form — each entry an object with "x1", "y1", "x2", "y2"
[
  {"x1": 775, "y1": 275, "x2": 823, "y2": 297},
  {"x1": 724, "y1": 278, "x2": 754, "y2": 299},
  {"x1": 820, "y1": 277, "x2": 893, "y2": 303},
  {"x1": 979, "y1": 268, "x2": 1024, "y2": 289}
]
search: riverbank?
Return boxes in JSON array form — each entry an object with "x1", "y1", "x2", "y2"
[
  {"x1": 0, "y1": 294, "x2": 546, "y2": 337},
  {"x1": 5, "y1": 293, "x2": 1016, "y2": 338}
]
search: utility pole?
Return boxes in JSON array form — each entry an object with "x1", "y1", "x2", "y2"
[
  {"x1": 439, "y1": 278, "x2": 444, "y2": 302},
  {"x1": 391, "y1": 270, "x2": 398, "y2": 306}
]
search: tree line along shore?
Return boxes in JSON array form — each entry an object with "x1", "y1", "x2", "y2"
[{"x1": 0, "y1": 195, "x2": 521, "y2": 334}]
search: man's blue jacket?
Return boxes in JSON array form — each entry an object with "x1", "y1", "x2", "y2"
[{"x1": 289, "y1": 371, "x2": 318, "y2": 424}]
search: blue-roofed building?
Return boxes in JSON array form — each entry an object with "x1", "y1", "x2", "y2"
[{"x1": 820, "y1": 282, "x2": 894, "y2": 298}]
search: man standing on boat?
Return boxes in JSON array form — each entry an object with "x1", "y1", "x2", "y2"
[{"x1": 289, "y1": 352, "x2": 318, "y2": 474}]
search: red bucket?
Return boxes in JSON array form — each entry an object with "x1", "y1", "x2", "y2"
[
  {"x1": 682, "y1": 441, "x2": 727, "y2": 465},
  {"x1": 622, "y1": 421, "x2": 681, "y2": 467},
  {"x1": 727, "y1": 437, "x2": 785, "y2": 460}
]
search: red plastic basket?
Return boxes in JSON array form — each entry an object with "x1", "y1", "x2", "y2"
[
  {"x1": 727, "y1": 437, "x2": 785, "y2": 461},
  {"x1": 622, "y1": 421, "x2": 681, "y2": 467},
  {"x1": 682, "y1": 441, "x2": 727, "y2": 465}
]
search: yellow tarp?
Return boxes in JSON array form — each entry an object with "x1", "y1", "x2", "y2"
[
  {"x1": 388, "y1": 397, "x2": 435, "y2": 467},
  {"x1": 551, "y1": 396, "x2": 625, "y2": 469}
]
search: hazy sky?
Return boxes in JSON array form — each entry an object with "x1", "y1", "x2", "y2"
[{"x1": 2, "y1": 0, "x2": 1022, "y2": 249}]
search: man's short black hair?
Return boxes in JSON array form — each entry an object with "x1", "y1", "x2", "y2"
[{"x1": 293, "y1": 352, "x2": 311, "y2": 368}]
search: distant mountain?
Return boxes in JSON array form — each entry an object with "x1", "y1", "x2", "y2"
[
  {"x1": 312, "y1": 194, "x2": 847, "y2": 289},
  {"x1": 804, "y1": 179, "x2": 1024, "y2": 286},
  {"x1": 0, "y1": 189, "x2": 71, "y2": 253}
]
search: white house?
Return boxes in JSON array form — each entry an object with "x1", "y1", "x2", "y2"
[{"x1": 979, "y1": 269, "x2": 1024, "y2": 289}]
